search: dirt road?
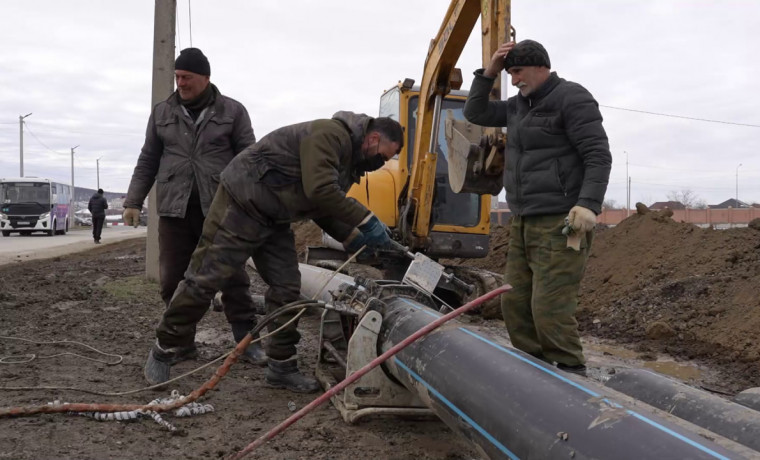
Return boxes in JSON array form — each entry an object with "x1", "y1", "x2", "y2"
[{"x1": 0, "y1": 226, "x2": 146, "y2": 266}]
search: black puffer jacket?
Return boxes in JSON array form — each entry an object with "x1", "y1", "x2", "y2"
[{"x1": 464, "y1": 70, "x2": 611, "y2": 215}]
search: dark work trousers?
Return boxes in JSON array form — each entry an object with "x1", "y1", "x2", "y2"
[
  {"x1": 156, "y1": 186, "x2": 302, "y2": 360},
  {"x1": 501, "y1": 213, "x2": 592, "y2": 367},
  {"x1": 92, "y1": 215, "x2": 105, "y2": 242},
  {"x1": 158, "y1": 200, "x2": 254, "y2": 324}
]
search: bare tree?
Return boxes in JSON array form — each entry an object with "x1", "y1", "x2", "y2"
[
  {"x1": 602, "y1": 199, "x2": 619, "y2": 210},
  {"x1": 666, "y1": 189, "x2": 705, "y2": 209}
]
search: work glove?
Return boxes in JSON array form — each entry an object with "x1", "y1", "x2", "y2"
[
  {"x1": 357, "y1": 213, "x2": 391, "y2": 250},
  {"x1": 342, "y1": 228, "x2": 368, "y2": 253},
  {"x1": 123, "y1": 207, "x2": 141, "y2": 228},
  {"x1": 567, "y1": 205, "x2": 596, "y2": 234}
]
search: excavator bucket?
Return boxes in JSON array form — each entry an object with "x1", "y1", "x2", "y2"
[{"x1": 444, "y1": 115, "x2": 505, "y2": 195}]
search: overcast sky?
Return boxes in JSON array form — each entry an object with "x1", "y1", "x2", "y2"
[{"x1": 1, "y1": 0, "x2": 759, "y2": 208}]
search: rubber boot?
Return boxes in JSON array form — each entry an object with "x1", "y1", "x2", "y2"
[
  {"x1": 557, "y1": 363, "x2": 587, "y2": 377},
  {"x1": 231, "y1": 322, "x2": 268, "y2": 366},
  {"x1": 265, "y1": 357, "x2": 320, "y2": 393},
  {"x1": 143, "y1": 340, "x2": 198, "y2": 385}
]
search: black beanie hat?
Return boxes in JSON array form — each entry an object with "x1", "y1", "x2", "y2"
[
  {"x1": 504, "y1": 40, "x2": 551, "y2": 71},
  {"x1": 175, "y1": 48, "x2": 210, "y2": 76}
]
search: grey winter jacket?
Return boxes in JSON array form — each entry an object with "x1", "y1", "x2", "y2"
[
  {"x1": 220, "y1": 111, "x2": 373, "y2": 241},
  {"x1": 124, "y1": 84, "x2": 255, "y2": 218},
  {"x1": 464, "y1": 70, "x2": 611, "y2": 216}
]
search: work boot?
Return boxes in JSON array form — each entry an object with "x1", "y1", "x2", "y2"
[
  {"x1": 557, "y1": 363, "x2": 587, "y2": 377},
  {"x1": 266, "y1": 357, "x2": 320, "y2": 393},
  {"x1": 143, "y1": 340, "x2": 198, "y2": 385},
  {"x1": 231, "y1": 322, "x2": 268, "y2": 366}
]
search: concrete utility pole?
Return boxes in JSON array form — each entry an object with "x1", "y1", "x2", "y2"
[
  {"x1": 96, "y1": 157, "x2": 102, "y2": 190},
  {"x1": 71, "y1": 145, "x2": 79, "y2": 209},
  {"x1": 19, "y1": 113, "x2": 32, "y2": 177},
  {"x1": 146, "y1": 0, "x2": 177, "y2": 280}
]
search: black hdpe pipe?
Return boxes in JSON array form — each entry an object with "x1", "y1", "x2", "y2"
[
  {"x1": 605, "y1": 368, "x2": 760, "y2": 452},
  {"x1": 376, "y1": 297, "x2": 756, "y2": 460}
]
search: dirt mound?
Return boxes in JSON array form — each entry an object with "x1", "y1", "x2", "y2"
[{"x1": 578, "y1": 210, "x2": 760, "y2": 392}]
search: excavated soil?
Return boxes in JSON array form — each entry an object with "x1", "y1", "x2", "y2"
[{"x1": 1, "y1": 211, "x2": 759, "y2": 459}]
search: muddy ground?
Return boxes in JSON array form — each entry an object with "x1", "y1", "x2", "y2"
[{"x1": 1, "y1": 209, "x2": 759, "y2": 459}]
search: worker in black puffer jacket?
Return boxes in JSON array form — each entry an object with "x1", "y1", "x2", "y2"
[{"x1": 464, "y1": 39, "x2": 612, "y2": 377}]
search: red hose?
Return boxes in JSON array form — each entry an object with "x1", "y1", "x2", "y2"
[{"x1": 227, "y1": 284, "x2": 512, "y2": 460}]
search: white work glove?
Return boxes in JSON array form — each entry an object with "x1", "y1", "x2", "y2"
[
  {"x1": 123, "y1": 207, "x2": 141, "y2": 228},
  {"x1": 567, "y1": 205, "x2": 596, "y2": 234}
]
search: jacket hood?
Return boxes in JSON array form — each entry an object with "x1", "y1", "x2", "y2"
[{"x1": 331, "y1": 111, "x2": 372, "y2": 153}]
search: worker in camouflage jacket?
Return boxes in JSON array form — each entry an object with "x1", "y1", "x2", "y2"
[
  {"x1": 464, "y1": 40, "x2": 612, "y2": 376},
  {"x1": 144, "y1": 111, "x2": 404, "y2": 393}
]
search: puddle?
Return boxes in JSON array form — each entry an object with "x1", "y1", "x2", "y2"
[
  {"x1": 643, "y1": 360, "x2": 702, "y2": 380},
  {"x1": 586, "y1": 340, "x2": 702, "y2": 381}
]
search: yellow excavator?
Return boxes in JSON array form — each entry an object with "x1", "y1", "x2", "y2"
[{"x1": 308, "y1": 0, "x2": 512, "y2": 313}]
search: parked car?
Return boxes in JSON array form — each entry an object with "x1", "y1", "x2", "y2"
[{"x1": 74, "y1": 215, "x2": 92, "y2": 226}]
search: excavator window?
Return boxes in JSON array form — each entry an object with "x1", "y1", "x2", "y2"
[
  {"x1": 379, "y1": 87, "x2": 400, "y2": 121},
  {"x1": 407, "y1": 96, "x2": 481, "y2": 227}
]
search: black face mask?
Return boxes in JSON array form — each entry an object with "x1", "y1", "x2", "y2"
[{"x1": 360, "y1": 153, "x2": 385, "y2": 173}]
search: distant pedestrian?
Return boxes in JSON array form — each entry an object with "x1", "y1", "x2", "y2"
[{"x1": 87, "y1": 189, "x2": 108, "y2": 244}]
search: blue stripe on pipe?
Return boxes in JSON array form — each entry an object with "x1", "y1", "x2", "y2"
[
  {"x1": 396, "y1": 298, "x2": 731, "y2": 460},
  {"x1": 393, "y1": 357, "x2": 520, "y2": 460}
]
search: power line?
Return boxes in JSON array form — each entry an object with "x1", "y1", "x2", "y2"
[
  {"x1": 22, "y1": 123, "x2": 67, "y2": 155},
  {"x1": 600, "y1": 105, "x2": 760, "y2": 128}
]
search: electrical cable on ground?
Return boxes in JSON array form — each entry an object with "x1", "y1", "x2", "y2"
[
  {"x1": 227, "y1": 284, "x2": 512, "y2": 460},
  {"x1": 0, "y1": 246, "x2": 365, "y2": 413},
  {"x1": 0, "y1": 336, "x2": 123, "y2": 365},
  {"x1": 0, "y1": 303, "x2": 310, "y2": 396}
]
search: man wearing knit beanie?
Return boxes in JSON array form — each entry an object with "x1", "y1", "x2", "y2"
[
  {"x1": 123, "y1": 47, "x2": 266, "y2": 380},
  {"x1": 174, "y1": 48, "x2": 211, "y2": 103},
  {"x1": 464, "y1": 40, "x2": 611, "y2": 377}
]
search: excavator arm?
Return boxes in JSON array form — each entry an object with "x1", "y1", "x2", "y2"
[{"x1": 403, "y1": 0, "x2": 511, "y2": 247}]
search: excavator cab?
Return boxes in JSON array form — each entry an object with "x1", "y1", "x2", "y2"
[{"x1": 358, "y1": 83, "x2": 490, "y2": 258}]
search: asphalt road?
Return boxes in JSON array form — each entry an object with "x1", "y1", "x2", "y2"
[{"x1": 0, "y1": 225, "x2": 147, "y2": 266}]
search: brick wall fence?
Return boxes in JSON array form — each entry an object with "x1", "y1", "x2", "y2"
[{"x1": 491, "y1": 208, "x2": 760, "y2": 226}]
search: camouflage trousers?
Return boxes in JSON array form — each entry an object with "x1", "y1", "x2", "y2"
[
  {"x1": 156, "y1": 185, "x2": 302, "y2": 360},
  {"x1": 502, "y1": 213, "x2": 593, "y2": 367}
]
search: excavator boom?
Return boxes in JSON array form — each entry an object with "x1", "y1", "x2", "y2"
[{"x1": 405, "y1": 0, "x2": 510, "y2": 245}]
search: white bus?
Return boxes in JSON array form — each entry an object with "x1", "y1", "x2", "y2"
[{"x1": 0, "y1": 177, "x2": 72, "y2": 237}]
